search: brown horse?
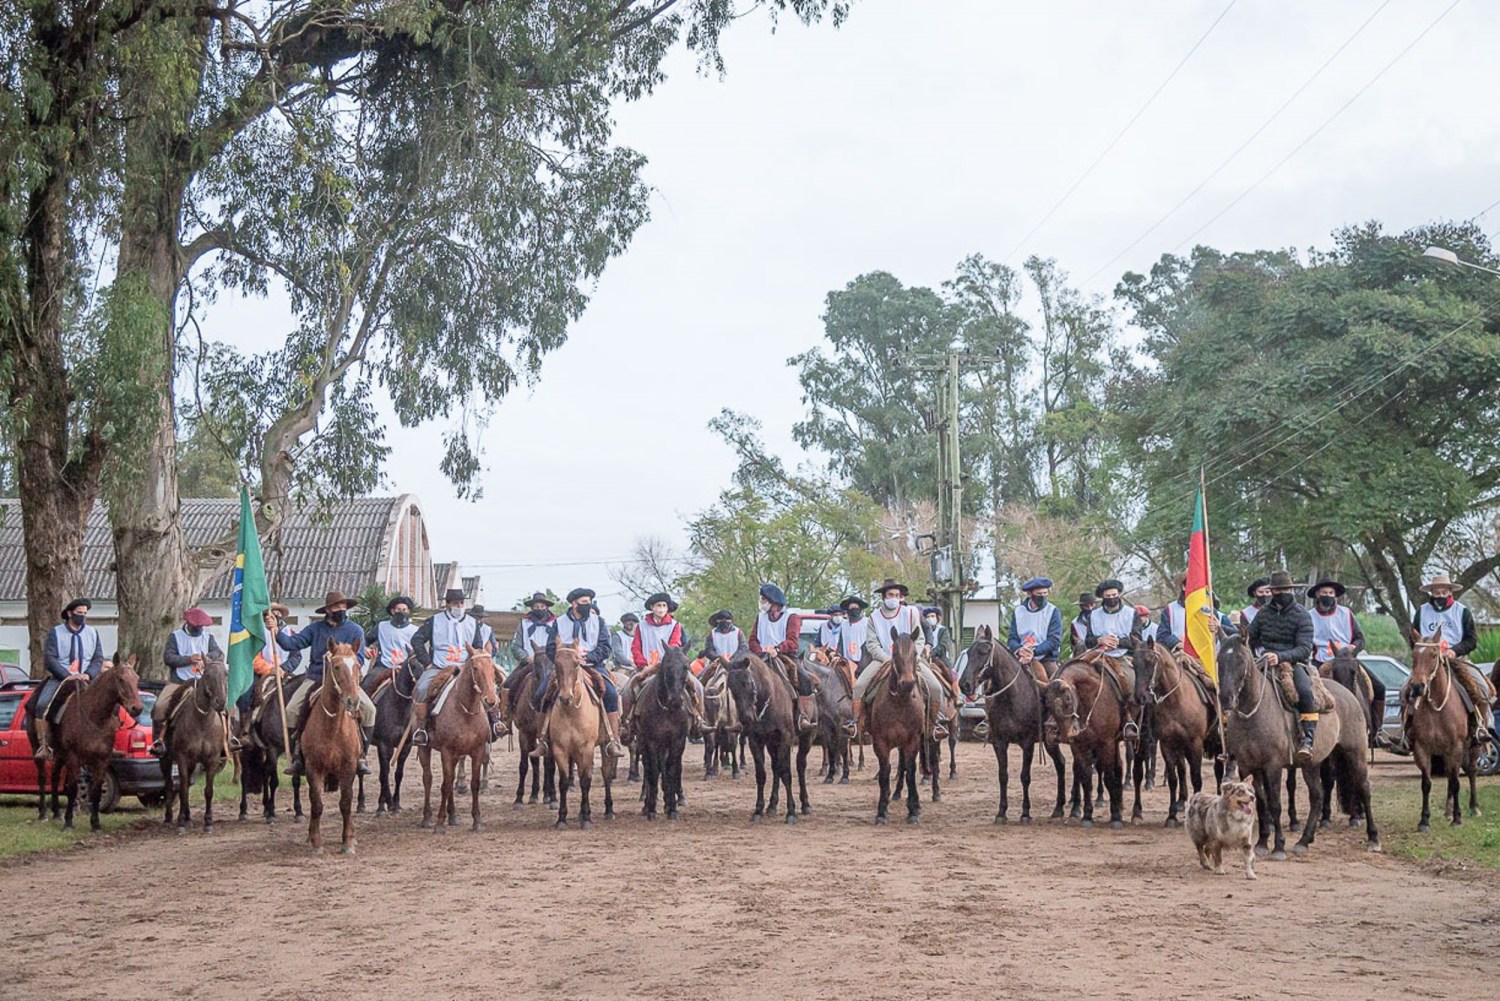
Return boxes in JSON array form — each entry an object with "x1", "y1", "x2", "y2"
[
  {"x1": 1134, "y1": 640, "x2": 1219, "y2": 827},
  {"x1": 965, "y1": 626, "x2": 1065, "y2": 824},
  {"x1": 509, "y1": 659, "x2": 557, "y2": 807},
  {"x1": 420, "y1": 646, "x2": 499, "y2": 832},
  {"x1": 548, "y1": 643, "x2": 615, "y2": 828},
  {"x1": 1405, "y1": 629, "x2": 1481, "y2": 831},
  {"x1": 1044, "y1": 654, "x2": 1128, "y2": 828},
  {"x1": 238, "y1": 674, "x2": 306, "y2": 823},
  {"x1": 29, "y1": 657, "x2": 143, "y2": 831},
  {"x1": 866, "y1": 633, "x2": 926, "y2": 825},
  {"x1": 159, "y1": 655, "x2": 230, "y2": 835},
  {"x1": 725, "y1": 651, "x2": 801, "y2": 824},
  {"x1": 699, "y1": 659, "x2": 742, "y2": 780},
  {"x1": 302, "y1": 642, "x2": 364, "y2": 854}
]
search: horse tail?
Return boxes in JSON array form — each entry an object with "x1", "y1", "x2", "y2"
[
  {"x1": 240, "y1": 744, "x2": 267, "y2": 795},
  {"x1": 1330, "y1": 745, "x2": 1355, "y2": 817}
]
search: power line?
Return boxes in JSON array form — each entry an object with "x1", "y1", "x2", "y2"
[
  {"x1": 999, "y1": 0, "x2": 1238, "y2": 264},
  {"x1": 1080, "y1": 1, "x2": 1391, "y2": 289},
  {"x1": 1169, "y1": 0, "x2": 1462, "y2": 254}
]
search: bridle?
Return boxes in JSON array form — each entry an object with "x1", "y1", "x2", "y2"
[
  {"x1": 1408, "y1": 641, "x2": 1453, "y2": 712},
  {"x1": 456, "y1": 656, "x2": 493, "y2": 716},
  {"x1": 391, "y1": 659, "x2": 421, "y2": 701},
  {"x1": 321, "y1": 649, "x2": 360, "y2": 717},
  {"x1": 1230, "y1": 654, "x2": 1270, "y2": 720},
  {"x1": 1146, "y1": 646, "x2": 1182, "y2": 704},
  {"x1": 730, "y1": 661, "x2": 771, "y2": 724},
  {"x1": 555, "y1": 654, "x2": 585, "y2": 709},
  {"x1": 975, "y1": 642, "x2": 1022, "y2": 701}
]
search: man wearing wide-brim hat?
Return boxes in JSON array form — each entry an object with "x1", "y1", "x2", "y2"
[
  {"x1": 361, "y1": 595, "x2": 418, "y2": 696},
  {"x1": 853, "y1": 579, "x2": 955, "y2": 741},
  {"x1": 1069, "y1": 592, "x2": 1096, "y2": 659},
  {"x1": 1246, "y1": 571, "x2": 1321, "y2": 763},
  {"x1": 414, "y1": 588, "x2": 497, "y2": 746},
  {"x1": 278, "y1": 590, "x2": 376, "y2": 776},
  {"x1": 508, "y1": 591, "x2": 557, "y2": 667},
  {"x1": 1414, "y1": 574, "x2": 1493, "y2": 746},
  {"x1": 33, "y1": 597, "x2": 104, "y2": 761}
]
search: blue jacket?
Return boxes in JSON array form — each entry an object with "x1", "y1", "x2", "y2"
[
  {"x1": 277, "y1": 619, "x2": 366, "y2": 681},
  {"x1": 1006, "y1": 603, "x2": 1063, "y2": 661}
]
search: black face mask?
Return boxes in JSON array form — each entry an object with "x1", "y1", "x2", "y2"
[
  {"x1": 390, "y1": 613, "x2": 409, "y2": 627},
  {"x1": 1252, "y1": 596, "x2": 1268, "y2": 608},
  {"x1": 847, "y1": 608, "x2": 864, "y2": 621},
  {"x1": 1270, "y1": 593, "x2": 1294, "y2": 610},
  {"x1": 69, "y1": 613, "x2": 88, "y2": 628},
  {"x1": 715, "y1": 623, "x2": 734, "y2": 634},
  {"x1": 327, "y1": 610, "x2": 347, "y2": 625},
  {"x1": 1102, "y1": 597, "x2": 1122, "y2": 613},
  {"x1": 1429, "y1": 595, "x2": 1452, "y2": 610},
  {"x1": 185, "y1": 625, "x2": 203, "y2": 637},
  {"x1": 1315, "y1": 595, "x2": 1336, "y2": 611},
  {"x1": 574, "y1": 603, "x2": 591, "y2": 617},
  {"x1": 530, "y1": 609, "x2": 550, "y2": 621}
]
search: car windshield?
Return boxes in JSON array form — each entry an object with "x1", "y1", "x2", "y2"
[{"x1": 1359, "y1": 655, "x2": 1409, "y2": 690}]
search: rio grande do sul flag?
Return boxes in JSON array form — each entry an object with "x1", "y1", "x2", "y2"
[
  {"x1": 227, "y1": 486, "x2": 270, "y2": 706},
  {"x1": 1184, "y1": 485, "x2": 1217, "y2": 683}
]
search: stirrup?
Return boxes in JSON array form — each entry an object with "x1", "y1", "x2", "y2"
[
  {"x1": 841, "y1": 719, "x2": 858, "y2": 738},
  {"x1": 149, "y1": 739, "x2": 166, "y2": 757},
  {"x1": 1122, "y1": 721, "x2": 1140, "y2": 739},
  {"x1": 604, "y1": 739, "x2": 625, "y2": 758},
  {"x1": 932, "y1": 723, "x2": 949, "y2": 740},
  {"x1": 411, "y1": 729, "x2": 430, "y2": 747},
  {"x1": 34, "y1": 744, "x2": 53, "y2": 762},
  {"x1": 492, "y1": 719, "x2": 510, "y2": 739},
  {"x1": 227, "y1": 734, "x2": 243, "y2": 752},
  {"x1": 529, "y1": 738, "x2": 548, "y2": 760}
]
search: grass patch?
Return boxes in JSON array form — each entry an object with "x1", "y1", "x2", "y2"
[
  {"x1": 1371, "y1": 781, "x2": 1500, "y2": 869},
  {"x1": 1361, "y1": 615, "x2": 1409, "y2": 660}
]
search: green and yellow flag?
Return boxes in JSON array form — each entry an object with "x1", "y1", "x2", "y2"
[{"x1": 227, "y1": 487, "x2": 269, "y2": 706}]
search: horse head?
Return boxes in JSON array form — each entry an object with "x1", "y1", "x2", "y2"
[
  {"x1": 1216, "y1": 626, "x2": 1252, "y2": 712},
  {"x1": 1407, "y1": 627, "x2": 1445, "y2": 700},
  {"x1": 965, "y1": 627, "x2": 996, "y2": 688},
  {"x1": 889, "y1": 632, "x2": 917, "y2": 696},
  {"x1": 104, "y1": 654, "x2": 144, "y2": 719},
  {"x1": 553, "y1": 642, "x2": 585, "y2": 709},
  {"x1": 1043, "y1": 675, "x2": 1078, "y2": 744},
  {"x1": 467, "y1": 645, "x2": 500, "y2": 710},
  {"x1": 200, "y1": 654, "x2": 229, "y2": 713},
  {"x1": 658, "y1": 645, "x2": 687, "y2": 709},
  {"x1": 323, "y1": 642, "x2": 361, "y2": 713}
]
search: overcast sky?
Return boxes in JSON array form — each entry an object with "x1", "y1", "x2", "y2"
[{"x1": 216, "y1": 0, "x2": 1500, "y2": 612}]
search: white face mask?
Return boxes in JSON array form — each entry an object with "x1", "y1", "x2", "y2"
[
  {"x1": 924, "y1": 615, "x2": 938, "y2": 627},
  {"x1": 883, "y1": 597, "x2": 901, "y2": 611},
  {"x1": 445, "y1": 606, "x2": 464, "y2": 620},
  {"x1": 830, "y1": 616, "x2": 845, "y2": 627},
  {"x1": 759, "y1": 599, "x2": 771, "y2": 613}
]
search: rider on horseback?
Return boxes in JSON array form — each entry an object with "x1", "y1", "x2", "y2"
[
  {"x1": 817, "y1": 606, "x2": 844, "y2": 650},
  {"x1": 1245, "y1": 570, "x2": 1319, "y2": 765},
  {"x1": 1084, "y1": 579, "x2": 1145, "y2": 737},
  {"x1": 1069, "y1": 592, "x2": 1096, "y2": 659},
  {"x1": 623, "y1": 593, "x2": 709, "y2": 735},
  {"x1": 496, "y1": 592, "x2": 557, "y2": 733},
  {"x1": 32, "y1": 598, "x2": 104, "y2": 761},
  {"x1": 1414, "y1": 574, "x2": 1493, "y2": 747},
  {"x1": 529, "y1": 588, "x2": 626, "y2": 760},
  {"x1": 236, "y1": 604, "x2": 300, "y2": 745},
  {"x1": 700, "y1": 610, "x2": 749, "y2": 663},
  {"x1": 362, "y1": 595, "x2": 417, "y2": 695},
  {"x1": 851, "y1": 579, "x2": 954, "y2": 741},
  {"x1": 748, "y1": 583, "x2": 820, "y2": 734},
  {"x1": 1242, "y1": 578, "x2": 1271, "y2": 625},
  {"x1": 410, "y1": 588, "x2": 502, "y2": 747},
  {"x1": 150, "y1": 607, "x2": 234, "y2": 756},
  {"x1": 279, "y1": 591, "x2": 378, "y2": 775},
  {"x1": 1008, "y1": 577, "x2": 1063, "y2": 683}
]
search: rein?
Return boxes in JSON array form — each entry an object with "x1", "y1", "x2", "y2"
[
  {"x1": 1149, "y1": 650, "x2": 1183, "y2": 704},
  {"x1": 457, "y1": 659, "x2": 487, "y2": 716},
  {"x1": 391, "y1": 661, "x2": 420, "y2": 701},
  {"x1": 979, "y1": 646, "x2": 1023, "y2": 701},
  {"x1": 1234, "y1": 658, "x2": 1271, "y2": 720},
  {"x1": 320, "y1": 653, "x2": 359, "y2": 718},
  {"x1": 1409, "y1": 642, "x2": 1454, "y2": 712}
]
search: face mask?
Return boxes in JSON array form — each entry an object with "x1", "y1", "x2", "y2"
[
  {"x1": 186, "y1": 625, "x2": 203, "y2": 636},
  {"x1": 446, "y1": 606, "x2": 465, "y2": 620},
  {"x1": 1315, "y1": 595, "x2": 1336, "y2": 611},
  {"x1": 1430, "y1": 594, "x2": 1452, "y2": 610},
  {"x1": 883, "y1": 597, "x2": 900, "y2": 611},
  {"x1": 70, "y1": 613, "x2": 88, "y2": 628},
  {"x1": 1271, "y1": 593, "x2": 1293, "y2": 610},
  {"x1": 530, "y1": 609, "x2": 550, "y2": 621},
  {"x1": 327, "y1": 610, "x2": 346, "y2": 625},
  {"x1": 715, "y1": 623, "x2": 734, "y2": 634},
  {"x1": 390, "y1": 613, "x2": 409, "y2": 627},
  {"x1": 831, "y1": 616, "x2": 845, "y2": 627},
  {"x1": 924, "y1": 615, "x2": 938, "y2": 627},
  {"x1": 848, "y1": 609, "x2": 864, "y2": 622},
  {"x1": 1252, "y1": 595, "x2": 1268, "y2": 608},
  {"x1": 759, "y1": 600, "x2": 771, "y2": 613},
  {"x1": 574, "y1": 603, "x2": 591, "y2": 617},
  {"x1": 1102, "y1": 597, "x2": 1121, "y2": 612},
  {"x1": 650, "y1": 607, "x2": 668, "y2": 619},
  {"x1": 1028, "y1": 595, "x2": 1046, "y2": 609}
]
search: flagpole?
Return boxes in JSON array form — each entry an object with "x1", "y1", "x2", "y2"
[
  {"x1": 1200, "y1": 465, "x2": 1227, "y2": 750},
  {"x1": 270, "y1": 615, "x2": 291, "y2": 757}
]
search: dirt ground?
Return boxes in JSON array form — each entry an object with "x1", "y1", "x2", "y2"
[{"x1": 4, "y1": 740, "x2": 1497, "y2": 1000}]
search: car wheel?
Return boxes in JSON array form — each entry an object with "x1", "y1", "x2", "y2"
[
  {"x1": 1477, "y1": 740, "x2": 1500, "y2": 777},
  {"x1": 97, "y1": 769, "x2": 122, "y2": 813}
]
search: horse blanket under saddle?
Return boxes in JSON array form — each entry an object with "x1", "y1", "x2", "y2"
[
  {"x1": 1095, "y1": 659, "x2": 1135, "y2": 705},
  {"x1": 45, "y1": 675, "x2": 90, "y2": 723},
  {"x1": 1274, "y1": 663, "x2": 1336, "y2": 714},
  {"x1": 1173, "y1": 651, "x2": 1218, "y2": 710}
]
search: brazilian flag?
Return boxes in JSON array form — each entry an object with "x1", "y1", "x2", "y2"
[{"x1": 227, "y1": 487, "x2": 270, "y2": 706}]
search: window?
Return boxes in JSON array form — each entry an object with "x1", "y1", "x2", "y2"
[{"x1": 0, "y1": 693, "x2": 22, "y2": 730}]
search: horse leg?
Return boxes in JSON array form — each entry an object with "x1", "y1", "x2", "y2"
[
  {"x1": 176, "y1": 756, "x2": 192, "y2": 834},
  {"x1": 994, "y1": 738, "x2": 1010, "y2": 823},
  {"x1": 307, "y1": 770, "x2": 324, "y2": 853},
  {"x1": 1467, "y1": 748, "x2": 1482, "y2": 819},
  {"x1": 1415, "y1": 749, "x2": 1433, "y2": 833},
  {"x1": 420, "y1": 746, "x2": 435, "y2": 829},
  {"x1": 875, "y1": 744, "x2": 891, "y2": 825},
  {"x1": 839, "y1": 731, "x2": 851, "y2": 784},
  {"x1": 928, "y1": 735, "x2": 942, "y2": 804},
  {"x1": 904, "y1": 744, "x2": 921, "y2": 823},
  {"x1": 1078, "y1": 754, "x2": 1095, "y2": 827},
  {"x1": 470, "y1": 750, "x2": 483, "y2": 832},
  {"x1": 86, "y1": 762, "x2": 104, "y2": 833},
  {"x1": 1129, "y1": 736, "x2": 1144, "y2": 823},
  {"x1": 1108, "y1": 743, "x2": 1126, "y2": 829},
  {"x1": 293, "y1": 773, "x2": 305, "y2": 819},
  {"x1": 948, "y1": 728, "x2": 958, "y2": 778},
  {"x1": 578, "y1": 753, "x2": 594, "y2": 829},
  {"x1": 340, "y1": 772, "x2": 356, "y2": 854},
  {"x1": 668, "y1": 739, "x2": 685, "y2": 821},
  {"x1": 543, "y1": 755, "x2": 557, "y2": 807},
  {"x1": 602, "y1": 752, "x2": 616, "y2": 821},
  {"x1": 1448, "y1": 750, "x2": 1463, "y2": 827},
  {"x1": 1164, "y1": 748, "x2": 1181, "y2": 828},
  {"x1": 1294, "y1": 762, "x2": 1321, "y2": 853},
  {"x1": 376, "y1": 744, "x2": 393, "y2": 816},
  {"x1": 34, "y1": 759, "x2": 49, "y2": 822},
  {"x1": 1356, "y1": 753, "x2": 1381, "y2": 851},
  {"x1": 514, "y1": 741, "x2": 530, "y2": 808},
  {"x1": 1019, "y1": 741, "x2": 1039, "y2": 825},
  {"x1": 642, "y1": 746, "x2": 659, "y2": 820},
  {"x1": 1068, "y1": 755, "x2": 1083, "y2": 819},
  {"x1": 1285, "y1": 768, "x2": 1299, "y2": 831},
  {"x1": 796, "y1": 736, "x2": 812, "y2": 815},
  {"x1": 556, "y1": 752, "x2": 572, "y2": 828},
  {"x1": 393, "y1": 743, "x2": 411, "y2": 813},
  {"x1": 356, "y1": 770, "x2": 365, "y2": 814},
  {"x1": 442, "y1": 752, "x2": 459, "y2": 827},
  {"x1": 750, "y1": 738, "x2": 767, "y2": 821},
  {"x1": 203, "y1": 754, "x2": 216, "y2": 834},
  {"x1": 264, "y1": 755, "x2": 278, "y2": 823},
  {"x1": 1318, "y1": 759, "x2": 1334, "y2": 829},
  {"x1": 1266, "y1": 767, "x2": 1287, "y2": 860}
]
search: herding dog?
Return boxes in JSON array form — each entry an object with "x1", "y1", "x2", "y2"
[{"x1": 1187, "y1": 780, "x2": 1257, "y2": 879}]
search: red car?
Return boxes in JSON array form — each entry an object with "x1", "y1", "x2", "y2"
[{"x1": 0, "y1": 681, "x2": 165, "y2": 812}]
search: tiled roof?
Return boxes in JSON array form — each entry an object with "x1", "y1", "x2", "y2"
[{"x1": 0, "y1": 497, "x2": 410, "y2": 603}]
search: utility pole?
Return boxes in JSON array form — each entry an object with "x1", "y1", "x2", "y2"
[{"x1": 916, "y1": 349, "x2": 972, "y2": 639}]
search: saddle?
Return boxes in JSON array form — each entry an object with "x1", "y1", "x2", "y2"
[
  {"x1": 46, "y1": 675, "x2": 90, "y2": 723},
  {"x1": 429, "y1": 667, "x2": 460, "y2": 717},
  {"x1": 1273, "y1": 663, "x2": 1336, "y2": 714},
  {"x1": 1317, "y1": 662, "x2": 1374, "y2": 704},
  {"x1": 1173, "y1": 651, "x2": 1219, "y2": 710}
]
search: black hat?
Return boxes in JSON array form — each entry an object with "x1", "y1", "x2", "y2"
[
  {"x1": 61, "y1": 597, "x2": 92, "y2": 620},
  {"x1": 1267, "y1": 570, "x2": 1296, "y2": 590},
  {"x1": 839, "y1": 596, "x2": 869, "y2": 611},
  {"x1": 759, "y1": 583, "x2": 788, "y2": 607},
  {"x1": 644, "y1": 592, "x2": 679, "y2": 613},
  {"x1": 619, "y1": 612, "x2": 639, "y2": 624},
  {"x1": 875, "y1": 578, "x2": 908, "y2": 597},
  {"x1": 444, "y1": 588, "x2": 468, "y2": 604},
  {"x1": 1095, "y1": 579, "x2": 1125, "y2": 598},
  {"x1": 566, "y1": 587, "x2": 596, "y2": 603},
  {"x1": 1245, "y1": 578, "x2": 1270, "y2": 600},
  {"x1": 468, "y1": 605, "x2": 488, "y2": 618},
  {"x1": 387, "y1": 595, "x2": 415, "y2": 613},
  {"x1": 1077, "y1": 592, "x2": 1096, "y2": 606},
  {"x1": 525, "y1": 591, "x2": 554, "y2": 608},
  {"x1": 922, "y1": 606, "x2": 942, "y2": 619},
  {"x1": 709, "y1": 609, "x2": 734, "y2": 625},
  {"x1": 1309, "y1": 578, "x2": 1346, "y2": 598}
]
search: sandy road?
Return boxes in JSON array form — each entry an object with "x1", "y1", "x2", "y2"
[{"x1": 3, "y1": 741, "x2": 1496, "y2": 1000}]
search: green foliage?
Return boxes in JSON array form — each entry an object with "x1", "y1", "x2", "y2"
[
  {"x1": 174, "y1": 422, "x2": 240, "y2": 498},
  {"x1": 351, "y1": 583, "x2": 422, "y2": 632},
  {"x1": 1360, "y1": 615, "x2": 1410, "y2": 660},
  {"x1": 0, "y1": 804, "x2": 149, "y2": 859},
  {"x1": 513, "y1": 589, "x2": 562, "y2": 612}
]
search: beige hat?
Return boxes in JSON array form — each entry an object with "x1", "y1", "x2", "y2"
[{"x1": 1419, "y1": 574, "x2": 1464, "y2": 595}]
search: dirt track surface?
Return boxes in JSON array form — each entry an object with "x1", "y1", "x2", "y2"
[{"x1": 5, "y1": 742, "x2": 1497, "y2": 1000}]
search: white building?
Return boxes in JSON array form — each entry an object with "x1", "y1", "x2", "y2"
[{"x1": 0, "y1": 495, "x2": 477, "y2": 672}]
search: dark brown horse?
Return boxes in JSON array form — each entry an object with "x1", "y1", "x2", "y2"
[
  {"x1": 303, "y1": 642, "x2": 364, "y2": 853},
  {"x1": 509, "y1": 659, "x2": 557, "y2": 807},
  {"x1": 159, "y1": 655, "x2": 229, "y2": 835},
  {"x1": 965, "y1": 626, "x2": 1065, "y2": 824},
  {"x1": 802, "y1": 651, "x2": 854, "y2": 785},
  {"x1": 1044, "y1": 654, "x2": 1128, "y2": 828},
  {"x1": 369, "y1": 657, "x2": 420, "y2": 817},
  {"x1": 420, "y1": 646, "x2": 499, "y2": 833},
  {"x1": 29, "y1": 657, "x2": 143, "y2": 831},
  {"x1": 237, "y1": 673, "x2": 305, "y2": 823},
  {"x1": 635, "y1": 645, "x2": 692, "y2": 820},
  {"x1": 866, "y1": 633, "x2": 926, "y2": 825},
  {"x1": 1134, "y1": 640, "x2": 1219, "y2": 827},
  {"x1": 1405, "y1": 629, "x2": 1481, "y2": 831},
  {"x1": 726, "y1": 651, "x2": 801, "y2": 824}
]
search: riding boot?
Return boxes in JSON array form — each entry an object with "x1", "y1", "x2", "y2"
[
  {"x1": 795, "y1": 694, "x2": 818, "y2": 735},
  {"x1": 357, "y1": 727, "x2": 372, "y2": 776},
  {"x1": 224, "y1": 713, "x2": 243, "y2": 752},
  {"x1": 411, "y1": 701, "x2": 432, "y2": 747},
  {"x1": 1295, "y1": 715, "x2": 1318, "y2": 765},
  {"x1": 530, "y1": 715, "x2": 551, "y2": 760},
  {"x1": 1472, "y1": 707, "x2": 1493, "y2": 747},
  {"x1": 493, "y1": 687, "x2": 513, "y2": 737},
  {"x1": 603, "y1": 710, "x2": 625, "y2": 758},
  {"x1": 149, "y1": 722, "x2": 167, "y2": 758},
  {"x1": 33, "y1": 717, "x2": 53, "y2": 761}
]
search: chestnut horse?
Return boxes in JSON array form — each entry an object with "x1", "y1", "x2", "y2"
[
  {"x1": 303, "y1": 642, "x2": 364, "y2": 854},
  {"x1": 29, "y1": 657, "x2": 143, "y2": 831},
  {"x1": 866, "y1": 633, "x2": 926, "y2": 825},
  {"x1": 1044, "y1": 654, "x2": 1128, "y2": 828},
  {"x1": 510, "y1": 659, "x2": 557, "y2": 807},
  {"x1": 1134, "y1": 640, "x2": 1219, "y2": 827},
  {"x1": 420, "y1": 646, "x2": 499, "y2": 832},
  {"x1": 159, "y1": 655, "x2": 229, "y2": 835},
  {"x1": 965, "y1": 626, "x2": 1065, "y2": 824},
  {"x1": 726, "y1": 651, "x2": 800, "y2": 824},
  {"x1": 1405, "y1": 629, "x2": 1481, "y2": 831},
  {"x1": 548, "y1": 643, "x2": 615, "y2": 828}
]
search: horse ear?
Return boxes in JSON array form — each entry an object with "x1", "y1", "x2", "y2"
[
  {"x1": 531, "y1": 642, "x2": 543, "y2": 656},
  {"x1": 1145, "y1": 635, "x2": 1155, "y2": 649},
  {"x1": 1408, "y1": 628, "x2": 1421, "y2": 648}
]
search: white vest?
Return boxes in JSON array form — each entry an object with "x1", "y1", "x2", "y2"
[
  {"x1": 1241, "y1": 604, "x2": 1260, "y2": 623},
  {"x1": 553, "y1": 612, "x2": 603, "y2": 651},
  {"x1": 839, "y1": 617, "x2": 869, "y2": 661},
  {"x1": 1165, "y1": 601, "x2": 1186, "y2": 642},
  {"x1": 50, "y1": 624, "x2": 101, "y2": 673},
  {"x1": 432, "y1": 612, "x2": 477, "y2": 667},
  {"x1": 1088, "y1": 606, "x2": 1136, "y2": 659},
  {"x1": 171, "y1": 628, "x2": 212, "y2": 679},
  {"x1": 1417, "y1": 600, "x2": 1466, "y2": 645},
  {"x1": 1070, "y1": 615, "x2": 1089, "y2": 648},
  {"x1": 516, "y1": 616, "x2": 554, "y2": 657},
  {"x1": 1013, "y1": 601, "x2": 1056, "y2": 646},
  {"x1": 755, "y1": 610, "x2": 790, "y2": 650},
  {"x1": 376, "y1": 620, "x2": 417, "y2": 668},
  {"x1": 869, "y1": 605, "x2": 920, "y2": 654},
  {"x1": 637, "y1": 616, "x2": 678, "y2": 661},
  {"x1": 818, "y1": 621, "x2": 842, "y2": 648},
  {"x1": 1310, "y1": 606, "x2": 1355, "y2": 662},
  {"x1": 709, "y1": 628, "x2": 743, "y2": 658}
]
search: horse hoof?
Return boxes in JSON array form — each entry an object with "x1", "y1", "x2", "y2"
[
  {"x1": 1450, "y1": 818, "x2": 1463, "y2": 828},
  {"x1": 784, "y1": 813, "x2": 796, "y2": 826},
  {"x1": 644, "y1": 812, "x2": 657, "y2": 821},
  {"x1": 1418, "y1": 823, "x2": 1431, "y2": 833},
  {"x1": 471, "y1": 822, "x2": 484, "y2": 832},
  {"x1": 1164, "y1": 817, "x2": 1180, "y2": 829},
  {"x1": 265, "y1": 816, "x2": 275, "y2": 826},
  {"x1": 994, "y1": 815, "x2": 1007, "y2": 826},
  {"x1": 875, "y1": 816, "x2": 887, "y2": 826},
  {"x1": 341, "y1": 844, "x2": 356, "y2": 856},
  {"x1": 1109, "y1": 820, "x2": 1124, "y2": 830},
  {"x1": 1367, "y1": 840, "x2": 1383, "y2": 853},
  {"x1": 1270, "y1": 850, "x2": 1287, "y2": 862},
  {"x1": 906, "y1": 814, "x2": 920, "y2": 825},
  {"x1": 203, "y1": 824, "x2": 213, "y2": 835},
  {"x1": 668, "y1": 810, "x2": 681, "y2": 821},
  {"x1": 375, "y1": 808, "x2": 387, "y2": 818},
  {"x1": 555, "y1": 819, "x2": 568, "y2": 829},
  {"x1": 931, "y1": 793, "x2": 942, "y2": 803},
  {"x1": 512, "y1": 802, "x2": 525, "y2": 811},
  {"x1": 1318, "y1": 819, "x2": 1330, "y2": 830},
  {"x1": 1291, "y1": 843, "x2": 1309, "y2": 855},
  {"x1": 434, "y1": 824, "x2": 446, "y2": 835},
  {"x1": 419, "y1": 819, "x2": 432, "y2": 829},
  {"x1": 312, "y1": 846, "x2": 324, "y2": 856},
  {"x1": 1471, "y1": 808, "x2": 1483, "y2": 819},
  {"x1": 604, "y1": 811, "x2": 615, "y2": 821},
  {"x1": 1080, "y1": 819, "x2": 1093, "y2": 828},
  {"x1": 838, "y1": 777, "x2": 849, "y2": 785},
  {"x1": 238, "y1": 811, "x2": 248, "y2": 822},
  {"x1": 176, "y1": 826, "x2": 187, "y2": 836},
  {"x1": 823, "y1": 776, "x2": 834, "y2": 785}
]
